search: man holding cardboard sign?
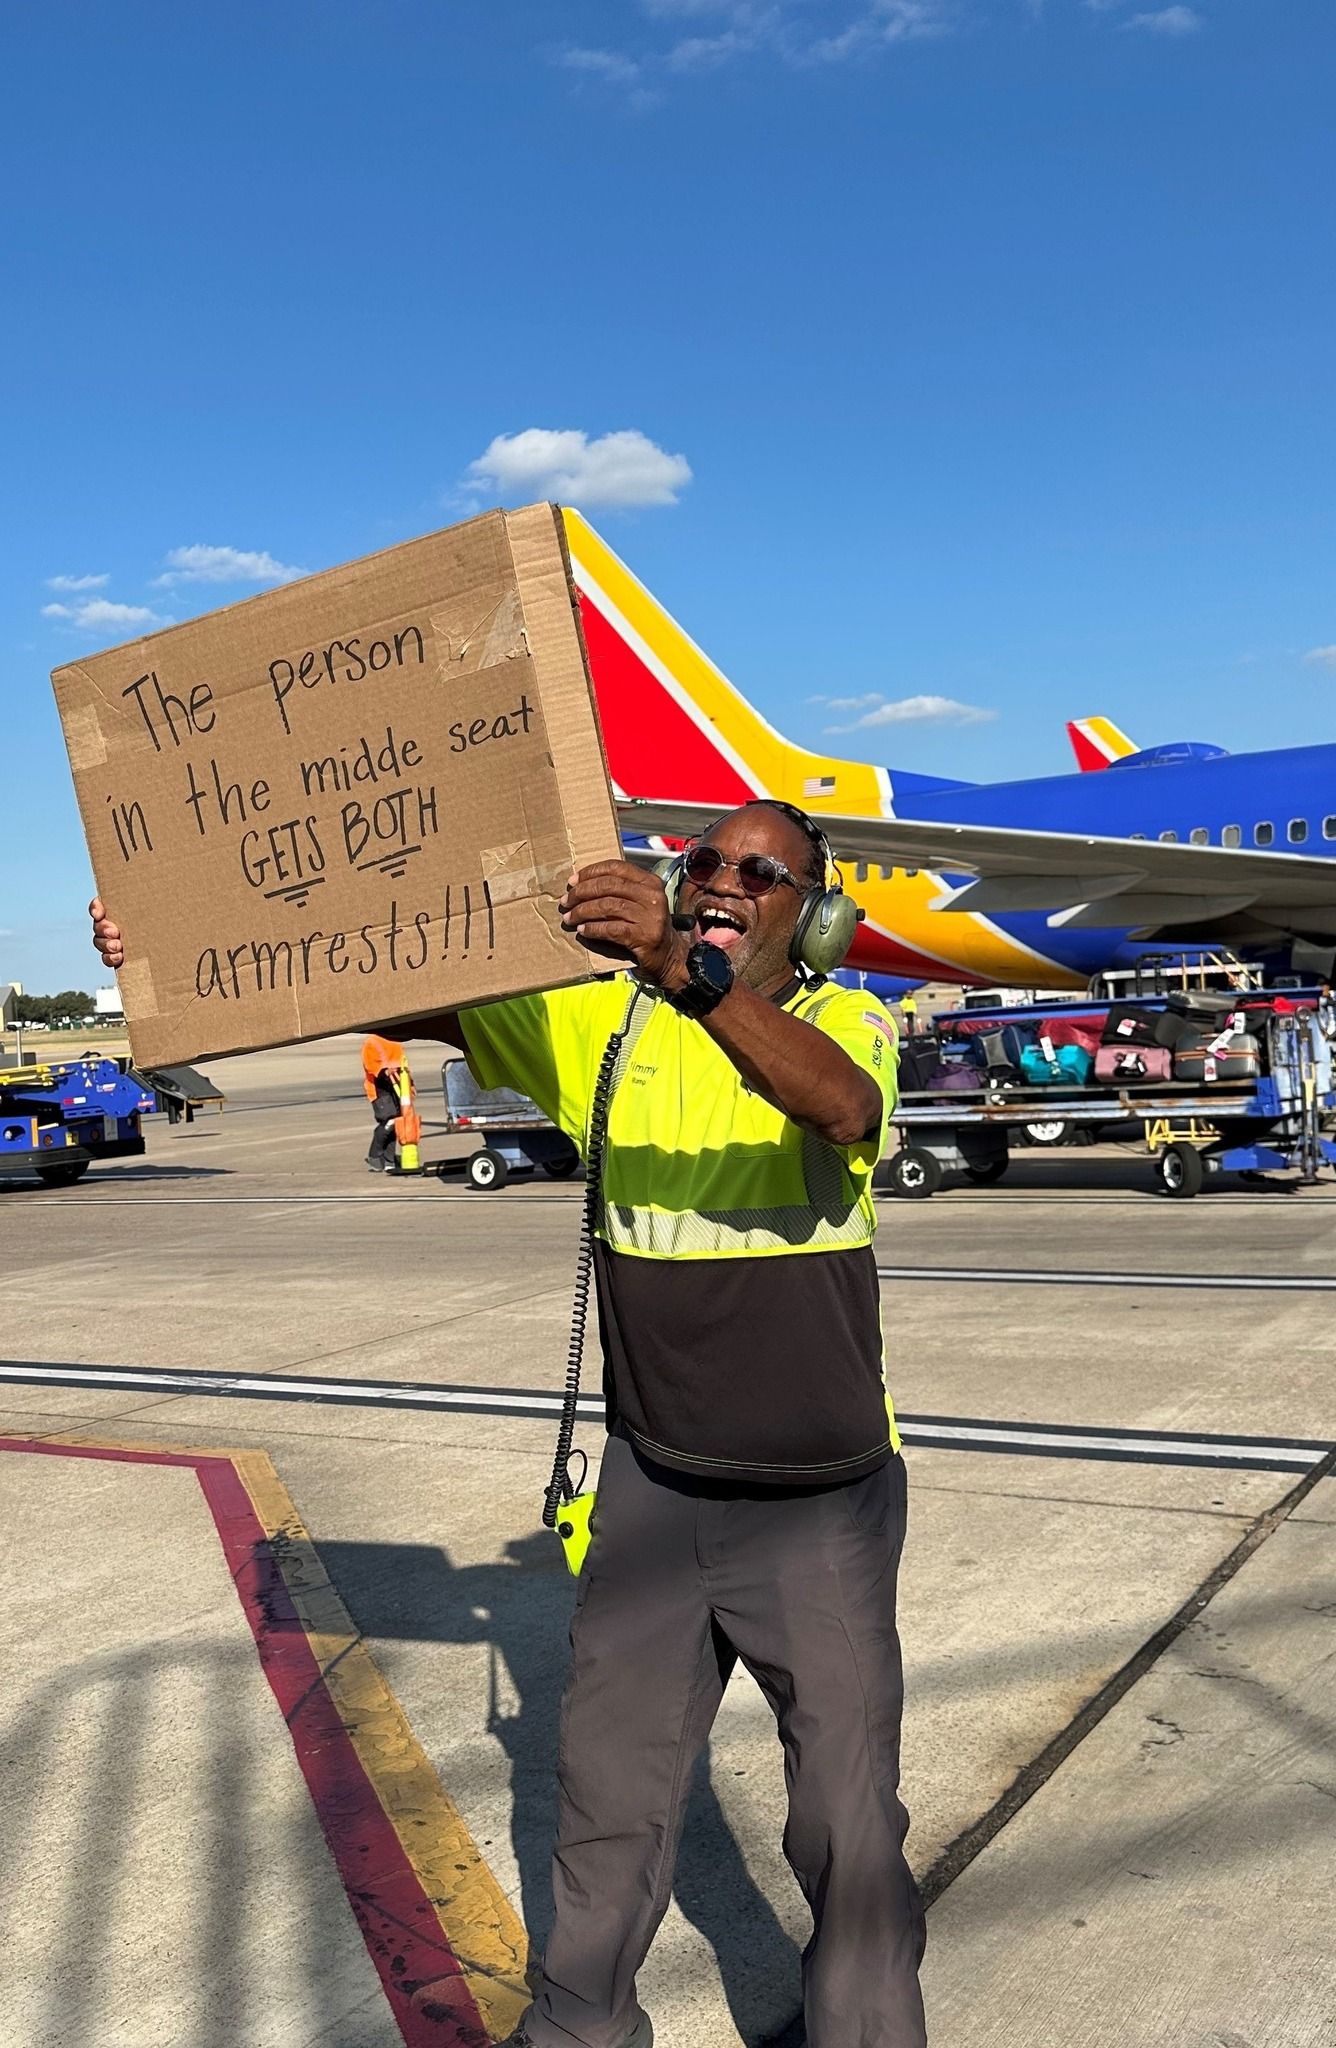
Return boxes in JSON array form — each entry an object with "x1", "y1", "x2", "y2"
[{"x1": 92, "y1": 795, "x2": 926, "y2": 2048}]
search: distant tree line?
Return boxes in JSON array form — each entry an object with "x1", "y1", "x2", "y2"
[{"x1": 12, "y1": 990, "x2": 95, "y2": 1026}]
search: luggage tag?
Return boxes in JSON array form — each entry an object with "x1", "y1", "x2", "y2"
[
  {"x1": 1204, "y1": 1055, "x2": 1218, "y2": 1082},
  {"x1": 1206, "y1": 1019, "x2": 1239, "y2": 1059}
]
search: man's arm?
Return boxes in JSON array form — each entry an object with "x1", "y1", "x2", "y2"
[{"x1": 558, "y1": 867, "x2": 881, "y2": 1148}]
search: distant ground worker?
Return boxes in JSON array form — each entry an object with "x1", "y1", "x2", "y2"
[
  {"x1": 361, "y1": 1033, "x2": 404, "y2": 1173},
  {"x1": 91, "y1": 803, "x2": 924, "y2": 2048},
  {"x1": 900, "y1": 989, "x2": 919, "y2": 1038}
]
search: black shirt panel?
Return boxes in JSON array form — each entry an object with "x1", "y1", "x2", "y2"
[{"x1": 593, "y1": 1241, "x2": 891, "y2": 1486}]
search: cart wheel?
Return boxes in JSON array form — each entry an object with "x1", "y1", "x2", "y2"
[
  {"x1": 542, "y1": 1149, "x2": 581, "y2": 1180},
  {"x1": 964, "y1": 1157, "x2": 1009, "y2": 1185},
  {"x1": 1156, "y1": 1143, "x2": 1204, "y2": 1198},
  {"x1": 887, "y1": 1148, "x2": 943, "y2": 1199},
  {"x1": 35, "y1": 1160, "x2": 90, "y2": 1188},
  {"x1": 1022, "y1": 1120, "x2": 1069, "y2": 1147},
  {"x1": 467, "y1": 1148, "x2": 510, "y2": 1190}
]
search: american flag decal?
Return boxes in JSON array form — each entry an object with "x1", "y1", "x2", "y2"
[{"x1": 804, "y1": 774, "x2": 837, "y2": 795}]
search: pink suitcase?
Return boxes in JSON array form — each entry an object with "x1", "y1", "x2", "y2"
[{"x1": 1094, "y1": 1044, "x2": 1174, "y2": 1085}]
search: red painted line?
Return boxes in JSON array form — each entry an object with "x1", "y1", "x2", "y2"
[{"x1": 0, "y1": 1439, "x2": 489, "y2": 2048}]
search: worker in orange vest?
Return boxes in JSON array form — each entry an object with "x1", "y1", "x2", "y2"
[{"x1": 362, "y1": 1034, "x2": 405, "y2": 1172}]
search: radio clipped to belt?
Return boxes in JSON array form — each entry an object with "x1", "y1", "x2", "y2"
[{"x1": 543, "y1": 987, "x2": 645, "y2": 1576}]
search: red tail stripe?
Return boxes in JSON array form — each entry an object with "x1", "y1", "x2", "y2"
[{"x1": 579, "y1": 591, "x2": 755, "y2": 806}]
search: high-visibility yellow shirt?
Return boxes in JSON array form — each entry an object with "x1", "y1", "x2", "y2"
[{"x1": 462, "y1": 975, "x2": 902, "y2": 1485}]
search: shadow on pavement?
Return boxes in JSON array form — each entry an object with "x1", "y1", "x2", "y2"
[{"x1": 317, "y1": 1536, "x2": 805, "y2": 2043}]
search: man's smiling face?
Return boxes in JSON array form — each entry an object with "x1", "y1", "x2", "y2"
[{"x1": 678, "y1": 805, "x2": 819, "y2": 994}]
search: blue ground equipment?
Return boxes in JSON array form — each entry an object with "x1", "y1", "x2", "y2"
[{"x1": 0, "y1": 1056, "x2": 157, "y2": 1186}]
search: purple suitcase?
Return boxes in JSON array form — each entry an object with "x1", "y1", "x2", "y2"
[{"x1": 1094, "y1": 1044, "x2": 1174, "y2": 1085}]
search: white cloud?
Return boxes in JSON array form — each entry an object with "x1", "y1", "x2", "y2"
[
  {"x1": 153, "y1": 544, "x2": 307, "y2": 588},
  {"x1": 46, "y1": 572, "x2": 109, "y2": 592},
  {"x1": 802, "y1": 1, "x2": 952, "y2": 62},
  {"x1": 558, "y1": 45, "x2": 643, "y2": 83},
  {"x1": 1304, "y1": 646, "x2": 1336, "y2": 670},
  {"x1": 823, "y1": 693, "x2": 996, "y2": 733},
  {"x1": 1124, "y1": 5, "x2": 1201, "y2": 31},
  {"x1": 667, "y1": 28, "x2": 753, "y2": 68},
  {"x1": 809, "y1": 691, "x2": 885, "y2": 710},
  {"x1": 42, "y1": 598, "x2": 172, "y2": 631},
  {"x1": 555, "y1": 1, "x2": 954, "y2": 91},
  {"x1": 466, "y1": 428, "x2": 693, "y2": 509}
]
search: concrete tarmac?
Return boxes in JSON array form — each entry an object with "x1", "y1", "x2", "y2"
[{"x1": 2, "y1": 1033, "x2": 1334, "y2": 2047}]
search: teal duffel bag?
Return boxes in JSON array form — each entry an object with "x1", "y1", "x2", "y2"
[{"x1": 1020, "y1": 1042, "x2": 1092, "y2": 1086}]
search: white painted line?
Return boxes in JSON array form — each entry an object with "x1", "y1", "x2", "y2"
[
  {"x1": 0, "y1": 1361, "x2": 1326, "y2": 1472},
  {"x1": 878, "y1": 1264, "x2": 1336, "y2": 1294}
]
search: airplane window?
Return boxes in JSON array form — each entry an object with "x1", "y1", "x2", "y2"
[
  {"x1": 904, "y1": 868, "x2": 918, "y2": 879},
  {"x1": 1129, "y1": 831, "x2": 1146, "y2": 841},
  {"x1": 1190, "y1": 827, "x2": 1209, "y2": 845},
  {"x1": 1255, "y1": 822, "x2": 1274, "y2": 846},
  {"x1": 1325, "y1": 817, "x2": 1336, "y2": 840},
  {"x1": 1289, "y1": 818, "x2": 1309, "y2": 844},
  {"x1": 1159, "y1": 830, "x2": 1178, "y2": 842},
  {"x1": 1223, "y1": 825, "x2": 1241, "y2": 848},
  {"x1": 855, "y1": 860, "x2": 869, "y2": 883},
  {"x1": 877, "y1": 864, "x2": 893, "y2": 881}
]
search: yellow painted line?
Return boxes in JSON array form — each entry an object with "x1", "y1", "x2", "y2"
[
  {"x1": 13, "y1": 1426, "x2": 530, "y2": 2043},
  {"x1": 232, "y1": 1448, "x2": 531, "y2": 2041}
]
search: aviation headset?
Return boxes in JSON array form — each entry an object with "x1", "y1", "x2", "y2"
[{"x1": 661, "y1": 797, "x2": 861, "y2": 978}]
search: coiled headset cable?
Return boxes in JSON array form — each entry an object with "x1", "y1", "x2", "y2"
[{"x1": 542, "y1": 987, "x2": 643, "y2": 1536}]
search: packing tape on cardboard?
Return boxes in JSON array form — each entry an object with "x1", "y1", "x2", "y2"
[
  {"x1": 64, "y1": 704, "x2": 108, "y2": 771},
  {"x1": 481, "y1": 840, "x2": 538, "y2": 905},
  {"x1": 430, "y1": 592, "x2": 527, "y2": 675}
]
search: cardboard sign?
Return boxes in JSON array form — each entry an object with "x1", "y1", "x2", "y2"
[{"x1": 52, "y1": 503, "x2": 621, "y2": 1066}]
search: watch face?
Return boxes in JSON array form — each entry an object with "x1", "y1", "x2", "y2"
[{"x1": 692, "y1": 942, "x2": 734, "y2": 994}]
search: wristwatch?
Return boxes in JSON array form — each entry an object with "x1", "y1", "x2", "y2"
[{"x1": 666, "y1": 940, "x2": 734, "y2": 1018}]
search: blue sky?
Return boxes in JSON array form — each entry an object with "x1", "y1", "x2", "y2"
[{"x1": 3, "y1": 0, "x2": 1333, "y2": 990}]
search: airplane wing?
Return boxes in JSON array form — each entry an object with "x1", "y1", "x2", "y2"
[{"x1": 617, "y1": 799, "x2": 1336, "y2": 935}]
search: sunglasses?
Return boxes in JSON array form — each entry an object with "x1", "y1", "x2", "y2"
[{"x1": 682, "y1": 845, "x2": 804, "y2": 898}]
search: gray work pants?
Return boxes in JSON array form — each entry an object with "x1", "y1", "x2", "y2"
[{"x1": 527, "y1": 1435, "x2": 927, "y2": 2048}]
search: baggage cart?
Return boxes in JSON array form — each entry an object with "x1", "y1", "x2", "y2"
[
  {"x1": 441, "y1": 1060, "x2": 581, "y2": 1190},
  {"x1": 886, "y1": 1010, "x2": 1336, "y2": 1198}
]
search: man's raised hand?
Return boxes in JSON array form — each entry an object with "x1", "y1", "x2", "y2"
[{"x1": 559, "y1": 862, "x2": 688, "y2": 991}]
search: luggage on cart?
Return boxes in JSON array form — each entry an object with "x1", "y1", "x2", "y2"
[
  {"x1": 1172, "y1": 1026, "x2": 1262, "y2": 1085},
  {"x1": 1094, "y1": 1044, "x2": 1174, "y2": 1084},
  {"x1": 1038, "y1": 1017, "x2": 1101, "y2": 1057},
  {"x1": 975, "y1": 1024, "x2": 1031, "y2": 1081},
  {"x1": 898, "y1": 1039, "x2": 943, "y2": 1092},
  {"x1": 1020, "y1": 1042, "x2": 1093, "y2": 1086},
  {"x1": 1166, "y1": 990, "x2": 1244, "y2": 1025},
  {"x1": 1102, "y1": 1002, "x2": 1183, "y2": 1049},
  {"x1": 925, "y1": 1062, "x2": 983, "y2": 1092}
]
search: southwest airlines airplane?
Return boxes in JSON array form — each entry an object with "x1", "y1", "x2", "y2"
[{"x1": 562, "y1": 510, "x2": 1336, "y2": 991}]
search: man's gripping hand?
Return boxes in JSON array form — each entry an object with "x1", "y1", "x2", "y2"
[
  {"x1": 560, "y1": 862, "x2": 689, "y2": 993},
  {"x1": 90, "y1": 899, "x2": 124, "y2": 971}
]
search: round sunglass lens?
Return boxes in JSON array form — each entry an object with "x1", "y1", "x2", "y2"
[
  {"x1": 738, "y1": 856, "x2": 781, "y2": 896},
  {"x1": 684, "y1": 847, "x2": 723, "y2": 884}
]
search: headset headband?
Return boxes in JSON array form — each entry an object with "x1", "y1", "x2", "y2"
[{"x1": 686, "y1": 797, "x2": 836, "y2": 890}]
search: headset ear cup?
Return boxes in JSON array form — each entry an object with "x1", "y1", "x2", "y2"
[
  {"x1": 655, "y1": 855, "x2": 685, "y2": 918},
  {"x1": 792, "y1": 889, "x2": 859, "y2": 975}
]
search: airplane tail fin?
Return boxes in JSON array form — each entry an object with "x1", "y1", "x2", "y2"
[
  {"x1": 563, "y1": 508, "x2": 892, "y2": 824},
  {"x1": 1067, "y1": 715, "x2": 1137, "y2": 772}
]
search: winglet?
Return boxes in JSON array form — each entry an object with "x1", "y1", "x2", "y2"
[{"x1": 1067, "y1": 716, "x2": 1137, "y2": 772}]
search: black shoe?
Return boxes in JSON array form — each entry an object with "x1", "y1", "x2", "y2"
[{"x1": 366, "y1": 1158, "x2": 387, "y2": 1172}]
